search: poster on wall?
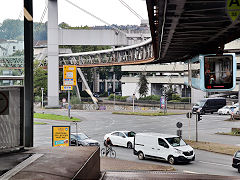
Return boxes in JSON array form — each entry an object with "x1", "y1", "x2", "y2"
[
  {"x1": 52, "y1": 126, "x2": 70, "y2": 147},
  {"x1": 160, "y1": 96, "x2": 165, "y2": 109}
]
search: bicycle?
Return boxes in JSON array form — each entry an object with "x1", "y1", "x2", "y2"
[{"x1": 101, "y1": 146, "x2": 116, "y2": 158}]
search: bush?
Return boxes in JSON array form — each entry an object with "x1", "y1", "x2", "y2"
[
  {"x1": 108, "y1": 94, "x2": 114, "y2": 100},
  {"x1": 172, "y1": 94, "x2": 181, "y2": 100},
  {"x1": 34, "y1": 96, "x2": 41, "y2": 102},
  {"x1": 70, "y1": 96, "x2": 82, "y2": 105},
  {"x1": 139, "y1": 95, "x2": 160, "y2": 101},
  {"x1": 120, "y1": 96, "x2": 129, "y2": 101},
  {"x1": 168, "y1": 100, "x2": 181, "y2": 103},
  {"x1": 100, "y1": 92, "x2": 108, "y2": 97},
  {"x1": 180, "y1": 97, "x2": 190, "y2": 102}
]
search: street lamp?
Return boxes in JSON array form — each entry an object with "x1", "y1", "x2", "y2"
[{"x1": 41, "y1": 88, "x2": 44, "y2": 109}]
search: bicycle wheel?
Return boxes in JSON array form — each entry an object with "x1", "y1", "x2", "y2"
[
  {"x1": 110, "y1": 149, "x2": 116, "y2": 158},
  {"x1": 101, "y1": 148, "x2": 106, "y2": 157}
]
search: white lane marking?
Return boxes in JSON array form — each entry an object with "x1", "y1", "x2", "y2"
[
  {"x1": 198, "y1": 160, "x2": 231, "y2": 167},
  {"x1": 183, "y1": 170, "x2": 199, "y2": 174}
]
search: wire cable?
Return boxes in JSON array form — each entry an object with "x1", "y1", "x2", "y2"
[
  {"x1": 64, "y1": 0, "x2": 127, "y2": 36},
  {"x1": 118, "y1": 0, "x2": 144, "y2": 20}
]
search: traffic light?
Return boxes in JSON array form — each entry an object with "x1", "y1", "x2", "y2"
[{"x1": 197, "y1": 113, "x2": 202, "y2": 121}]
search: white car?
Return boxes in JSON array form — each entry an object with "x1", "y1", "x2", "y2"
[
  {"x1": 104, "y1": 131, "x2": 136, "y2": 148},
  {"x1": 217, "y1": 106, "x2": 236, "y2": 115},
  {"x1": 233, "y1": 103, "x2": 239, "y2": 114}
]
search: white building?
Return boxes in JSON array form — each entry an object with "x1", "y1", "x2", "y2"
[{"x1": 0, "y1": 39, "x2": 24, "y2": 56}]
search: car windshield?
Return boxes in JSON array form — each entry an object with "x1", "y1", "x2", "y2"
[
  {"x1": 199, "y1": 100, "x2": 206, "y2": 107},
  {"x1": 194, "y1": 103, "x2": 199, "y2": 106},
  {"x1": 223, "y1": 106, "x2": 230, "y2": 109},
  {"x1": 165, "y1": 137, "x2": 187, "y2": 147},
  {"x1": 124, "y1": 131, "x2": 136, "y2": 137},
  {"x1": 235, "y1": 151, "x2": 240, "y2": 158},
  {"x1": 75, "y1": 133, "x2": 88, "y2": 140}
]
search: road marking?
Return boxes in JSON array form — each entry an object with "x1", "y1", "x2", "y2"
[
  {"x1": 183, "y1": 170, "x2": 199, "y2": 174},
  {"x1": 198, "y1": 160, "x2": 231, "y2": 167}
]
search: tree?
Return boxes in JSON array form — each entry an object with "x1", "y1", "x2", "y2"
[
  {"x1": 33, "y1": 62, "x2": 47, "y2": 98},
  {"x1": 138, "y1": 73, "x2": 149, "y2": 97}
]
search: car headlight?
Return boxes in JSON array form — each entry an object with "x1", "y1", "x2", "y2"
[
  {"x1": 82, "y1": 142, "x2": 89, "y2": 146},
  {"x1": 175, "y1": 149, "x2": 182, "y2": 154}
]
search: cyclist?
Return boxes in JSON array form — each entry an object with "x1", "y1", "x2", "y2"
[{"x1": 104, "y1": 137, "x2": 113, "y2": 156}]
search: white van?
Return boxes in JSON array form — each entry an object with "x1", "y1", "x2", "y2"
[{"x1": 133, "y1": 133, "x2": 195, "y2": 164}]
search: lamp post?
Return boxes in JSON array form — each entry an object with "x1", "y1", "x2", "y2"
[
  {"x1": 41, "y1": 88, "x2": 44, "y2": 109},
  {"x1": 133, "y1": 94, "x2": 135, "y2": 112}
]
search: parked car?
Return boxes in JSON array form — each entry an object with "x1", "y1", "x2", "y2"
[
  {"x1": 217, "y1": 106, "x2": 237, "y2": 115},
  {"x1": 192, "y1": 98, "x2": 226, "y2": 114},
  {"x1": 233, "y1": 103, "x2": 239, "y2": 114},
  {"x1": 71, "y1": 133, "x2": 99, "y2": 146},
  {"x1": 104, "y1": 131, "x2": 136, "y2": 148},
  {"x1": 133, "y1": 133, "x2": 195, "y2": 164},
  {"x1": 232, "y1": 150, "x2": 240, "y2": 173}
]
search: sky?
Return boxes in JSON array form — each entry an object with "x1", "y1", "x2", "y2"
[{"x1": 0, "y1": 0, "x2": 148, "y2": 26}]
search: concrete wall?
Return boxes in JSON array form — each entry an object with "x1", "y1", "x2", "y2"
[
  {"x1": 0, "y1": 87, "x2": 24, "y2": 150},
  {"x1": 121, "y1": 82, "x2": 151, "y2": 98},
  {"x1": 191, "y1": 88, "x2": 206, "y2": 104}
]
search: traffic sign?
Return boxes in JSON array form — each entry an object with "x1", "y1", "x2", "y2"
[
  {"x1": 226, "y1": 0, "x2": 240, "y2": 22},
  {"x1": 186, "y1": 112, "x2": 192, "y2": 118},
  {"x1": 63, "y1": 65, "x2": 76, "y2": 86},
  {"x1": 61, "y1": 86, "x2": 73, "y2": 91},
  {"x1": 176, "y1": 122, "x2": 183, "y2": 128}
]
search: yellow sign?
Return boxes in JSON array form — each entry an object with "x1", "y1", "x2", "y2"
[
  {"x1": 61, "y1": 86, "x2": 73, "y2": 91},
  {"x1": 63, "y1": 65, "x2": 76, "y2": 86},
  {"x1": 226, "y1": 0, "x2": 240, "y2": 21},
  {"x1": 52, "y1": 126, "x2": 70, "y2": 147}
]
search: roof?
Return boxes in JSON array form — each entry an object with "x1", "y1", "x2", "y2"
[
  {"x1": 146, "y1": 0, "x2": 240, "y2": 63},
  {"x1": 136, "y1": 132, "x2": 179, "y2": 138}
]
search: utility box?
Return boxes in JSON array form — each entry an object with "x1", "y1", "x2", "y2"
[{"x1": 0, "y1": 86, "x2": 24, "y2": 151}]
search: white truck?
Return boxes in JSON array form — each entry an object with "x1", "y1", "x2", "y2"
[{"x1": 133, "y1": 133, "x2": 195, "y2": 164}]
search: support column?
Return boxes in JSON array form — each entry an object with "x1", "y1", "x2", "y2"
[
  {"x1": 47, "y1": 0, "x2": 59, "y2": 107},
  {"x1": 24, "y1": 0, "x2": 33, "y2": 147}
]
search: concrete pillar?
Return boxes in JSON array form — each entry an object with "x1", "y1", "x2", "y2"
[
  {"x1": 113, "y1": 74, "x2": 116, "y2": 92},
  {"x1": 47, "y1": 0, "x2": 59, "y2": 107},
  {"x1": 176, "y1": 85, "x2": 182, "y2": 96}
]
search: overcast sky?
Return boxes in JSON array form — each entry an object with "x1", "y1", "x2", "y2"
[{"x1": 0, "y1": 0, "x2": 148, "y2": 26}]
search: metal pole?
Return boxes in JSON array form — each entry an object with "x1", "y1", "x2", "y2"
[
  {"x1": 41, "y1": 88, "x2": 44, "y2": 109},
  {"x1": 238, "y1": 82, "x2": 240, "y2": 114},
  {"x1": 24, "y1": 0, "x2": 33, "y2": 147},
  {"x1": 68, "y1": 90, "x2": 71, "y2": 118},
  {"x1": 114, "y1": 92, "x2": 115, "y2": 110},
  {"x1": 133, "y1": 94, "x2": 135, "y2": 112},
  {"x1": 196, "y1": 113, "x2": 198, "y2": 142}
]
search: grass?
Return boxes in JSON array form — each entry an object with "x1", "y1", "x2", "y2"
[
  {"x1": 34, "y1": 113, "x2": 81, "y2": 122},
  {"x1": 112, "y1": 112, "x2": 184, "y2": 116},
  {"x1": 185, "y1": 140, "x2": 239, "y2": 156},
  {"x1": 34, "y1": 122, "x2": 47, "y2": 125},
  {"x1": 216, "y1": 132, "x2": 240, "y2": 136}
]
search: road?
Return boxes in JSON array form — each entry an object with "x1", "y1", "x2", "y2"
[{"x1": 34, "y1": 109, "x2": 240, "y2": 176}]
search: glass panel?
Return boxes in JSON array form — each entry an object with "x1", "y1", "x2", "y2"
[
  {"x1": 204, "y1": 55, "x2": 233, "y2": 89},
  {"x1": 0, "y1": 1, "x2": 24, "y2": 86}
]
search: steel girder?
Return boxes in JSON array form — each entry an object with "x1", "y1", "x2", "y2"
[{"x1": 146, "y1": 0, "x2": 240, "y2": 63}]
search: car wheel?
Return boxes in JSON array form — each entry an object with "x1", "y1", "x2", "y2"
[
  {"x1": 211, "y1": 112, "x2": 213, "y2": 114},
  {"x1": 168, "y1": 156, "x2": 175, "y2": 165},
  {"x1": 201, "y1": 111, "x2": 205, "y2": 115},
  {"x1": 192, "y1": 155, "x2": 195, "y2": 161},
  {"x1": 138, "y1": 152, "x2": 144, "y2": 160},
  {"x1": 127, "y1": 142, "x2": 132, "y2": 149},
  {"x1": 238, "y1": 166, "x2": 240, "y2": 173}
]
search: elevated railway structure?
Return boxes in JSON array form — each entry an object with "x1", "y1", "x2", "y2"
[{"x1": 146, "y1": 0, "x2": 240, "y2": 63}]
